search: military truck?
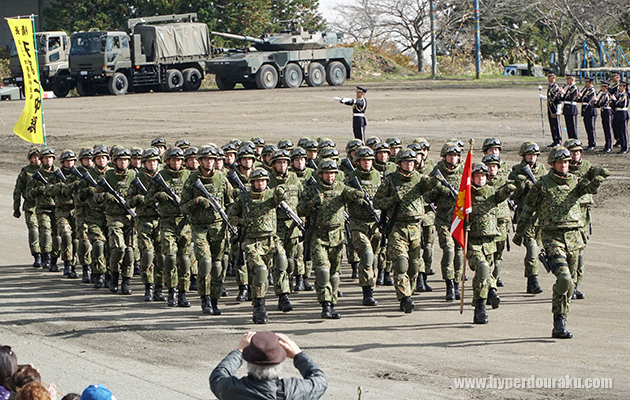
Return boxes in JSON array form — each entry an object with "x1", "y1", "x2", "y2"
[
  {"x1": 68, "y1": 13, "x2": 210, "y2": 96},
  {"x1": 206, "y1": 21, "x2": 354, "y2": 90},
  {"x1": 4, "y1": 31, "x2": 72, "y2": 98}
]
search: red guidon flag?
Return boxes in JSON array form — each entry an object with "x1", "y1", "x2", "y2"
[{"x1": 450, "y1": 148, "x2": 473, "y2": 248}]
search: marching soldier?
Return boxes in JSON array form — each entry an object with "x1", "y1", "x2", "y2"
[
  {"x1": 184, "y1": 147, "x2": 200, "y2": 171},
  {"x1": 521, "y1": 146, "x2": 606, "y2": 338},
  {"x1": 544, "y1": 70, "x2": 563, "y2": 146},
  {"x1": 595, "y1": 80, "x2": 614, "y2": 153},
  {"x1": 385, "y1": 137, "x2": 403, "y2": 158},
  {"x1": 150, "y1": 138, "x2": 167, "y2": 157},
  {"x1": 612, "y1": 80, "x2": 629, "y2": 154},
  {"x1": 251, "y1": 137, "x2": 265, "y2": 158},
  {"x1": 336, "y1": 86, "x2": 368, "y2": 141},
  {"x1": 74, "y1": 148, "x2": 94, "y2": 282},
  {"x1": 341, "y1": 139, "x2": 363, "y2": 175},
  {"x1": 13, "y1": 147, "x2": 42, "y2": 268},
  {"x1": 184, "y1": 146, "x2": 200, "y2": 289},
  {"x1": 130, "y1": 147, "x2": 143, "y2": 172},
  {"x1": 373, "y1": 141, "x2": 396, "y2": 285},
  {"x1": 578, "y1": 76, "x2": 598, "y2": 150},
  {"x1": 303, "y1": 140, "x2": 319, "y2": 163},
  {"x1": 257, "y1": 144, "x2": 277, "y2": 171},
  {"x1": 412, "y1": 139, "x2": 436, "y2": 290},
  {"x1": 222, "y1": 143, "x2": 238, "y2": 169},
  {"x1": 562, "y1": 74, "x2": 580, "y2": 140}
]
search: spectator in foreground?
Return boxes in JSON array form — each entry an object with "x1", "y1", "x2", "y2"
[
  {"x1": 0, "y1": 346, "x2": 18, "y2": 400},
  {"x1": 6, "y1": 365, "x2": 41, "y2": 393},
  {"x1": 80, "y1": 385, "x2": 116, "y2": 400},
  {"x1": 210, "y1": 331, "x2": 327, "y2": 400},
  {"x1": 15, "y1": 381, "x2": 50, "y2": 400}
]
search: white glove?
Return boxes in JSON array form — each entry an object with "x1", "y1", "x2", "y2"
[
  {"x1": 333, "y1": 97, "x2": 341, "y2": 102},
  {"x1": 341, "y1": 97, "x2": 351, "y2": 103},
  {"x1": 538, "y1": 93, "x2": 547, "y2": 100}
]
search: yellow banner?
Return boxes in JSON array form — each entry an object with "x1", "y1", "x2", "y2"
[{"x1": 7, "y1": 18, "x2": 45, "y2": 144}]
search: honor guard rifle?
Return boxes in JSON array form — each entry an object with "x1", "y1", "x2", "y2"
[
  {"x1": 192, "y1": 178, "x2": 238, "y2": 236},
  {"x1": 430, "y1": 169, "x2": 458, "y2": 199},
  {"x1": 303, "y1": 176, "x2": 320, "y2": 262},
  {"x1": 52, "y1": 169, "x2": 67, "y2": 182},
  {"x1": 226, "y1": 170, "x2": 250, "y2": 267},
  {"x1": 97, "y1": 178, "x2": 137, "y2": 219},
  {"x1": 153, "y1": 173, "x2": 181, "y2": 206}
]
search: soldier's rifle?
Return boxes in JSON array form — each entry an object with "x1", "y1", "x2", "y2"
[
  {"x1": 521, "y1": 164, "x2": 538, "y2": 184},
  {"x1": 52, "y1": 169, "x2": 67, "y2": 182},
  {"x1": 131, "y1": 176, "x2": 148, "y2": 195},
  {"x1": 306, "y1": 159, "x2": 318, "y2": 171},
  {"x1": 340, "y1": 157, "x2": 354, "y2": 172},
  {"x1": 192, "y1": 178, "x2": 238, "y2": 236},
  {"x1": 343, "y1": 210, "x2": 354, "y2": 262},
  {"x1": 97, "y1": 178, "x2": 137, "y2": 219},
  {"x1": 380, "y1": 174, "x2": 401, "y2": 248},
  {"x1": 347, "y1": 176, "x2": 381, "y2": 227},
  {"x1": 538, "y1": 248, "x2": 557, "y2": 274},
  {"x1": 278, "y1": 200, "x2": 306, "y2": 233},
  {"x1": 226, "y1": 170, "x2": 250, "y2": 267},
  {"x1": 303, "y1": 176, "x2": 320, "y2": 262},
  {"x1": 153, "y1": 173, "x2": 181, "y2": 206},
  {"x1": 430, "y1": 169, "x2": 458, "y2": 199},
  {"x1": 33, "y1": 171, "x2": 49, "y2": 185}
]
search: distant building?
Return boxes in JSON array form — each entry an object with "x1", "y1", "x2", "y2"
[{"x1": 1, "y1": 0, "x2": 54, "y2": 49}]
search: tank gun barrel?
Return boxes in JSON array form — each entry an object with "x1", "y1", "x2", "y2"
[{"x1": 210, "y1": 31, "x2": 265, "y2": 44}]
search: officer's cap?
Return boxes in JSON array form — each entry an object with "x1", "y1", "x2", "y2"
[
  {"x1": 600, "y1": 80, "x2": 610, "y2": 86},
  {"x1": 584, "y1": 76, "x2": 595, "y2": 83},
  {"x1": 620, "y1": 80, "x2": 628, "y2": 86},
  {"x1": 356, "y1": 86, "x2": 367, "y2": 93},
  {"x1": 566, "y1": 73, "x2": 575, "y2": 78}
]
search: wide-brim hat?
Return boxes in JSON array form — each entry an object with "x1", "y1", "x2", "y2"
[{"x1": 242, "y1": 331, "x2": 286, "y2": 365}]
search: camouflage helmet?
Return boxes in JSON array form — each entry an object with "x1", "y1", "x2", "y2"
[
  {"x1": 318, "y1": 138, "x2": 335, "y2": 149},
  {"x1": 141, "y1": 147, "x2": 161, "y2": 161},
  {"x1": 241, "y1": 141, "x2": 256, "y2": 151},
  {"x1": 27, "y1": 147, "x2": 40, "y2": 159},
  {"x1": 547, "y1": 146, "x2": 571, "y2": 164},
  {"x1": 353, "y1": 146, "x2": 375, "y2": 161},
  {"x1": 407, "y1": 143, "x2": 424, "y2": 153},
  {"x1": 78, "y1": 147, "x2": 93, "y2": 160},
  {"x1": 318, "y1": 159, "x2": 339, "y2": 173},
  {"x1": 165, "y1": 147, "x2": 185, "y2": 160},
  {"x1": 396, "y1": 149, "x2": 417, "y2": 163},
  {"x1": 320, "y1": 147, "x2": 340, "y2": 160},
  {"x1": 92, "y1": 145, "x2": 109, "y2": 159},
  {"x1": 277, "y1": 140, "x2": 294, "y2": 150},
  {"x1": 261, "y1": 144, "x2": 278, "y2": 157},
  {"x1": 303, "y1": 140, "x2": 319, "y2": 151},
  {"x1": 197, "y1": 146, "x2": 217, "y2": 159},
  {"x1": 130, "y1": 147, "x2": 143, "y2": 158},
  {"x1": 472, "y1": 163, "x2": 489, "y2": 175},
  {"x1": 221, "y1": 143, "x2": 238, "y2": 154},
  {"x1": 216, "y1": 148, "x2": 225, "y2": 160},
  {"x1": 440, "y1": 143, "x2": 462, "y2": 157},
  {"x1": 250, "y1": 168, "x2": 270, "y2": 181},
  {"x1": 385, "y1": 137, "x2": 403, "y2": 148},
  {"x1": 40, "y1": 148, "x2": 56, "y2": 158},
  {"x1": 290, "y1": 147, "x2": 307, "y2": 160},
  {"x1": 150, "y1": 137, "x2": 166, "y2": 148},
  {"x1": 564, "y1": 139, "x2": 583, "y2": 151},
  {"x1": 481, "y1": 154, "x2": 501, "y2": 166},
  {"x1": 345, "y1": 139, "x2": 364, "y2": 153},
  {"x1": 449, "y1": 138, "x2": 465, "y2": 148},
  {"x1": 175, "y1": 139, "x2": 191, "y2": 150},
  {"x1": 519, "y1": 141, "x2": 540, "y2": 156},
  {"x1": 482, "y1": 137, "x2": 502, "y2": 152},
  {"x1": 366, "y1": 136, "x2": 381, "y2": 148},
  {"x1": 109, "y1": 145, "x2": 120, "y2": 157},
  {"x1": 271, "y1": 149, "x2": 291, "y2": 164},
  {"x1": 413, "y1": 138, "x2": 430, "y2": 150},
  {"x1": 297, "y1": 137, "x2": 311, "y2": 148},
  {"x1": 373, "y1": 141, "x2": 391, "y2": 154},
  {"x1": 60, "y1": 149, "x2": 77, "y2": 162},
  {"x1": 251, "y1": 137, "x2": 265, "y2": 146},
  {"x1": 184, "y1": 146, "x2": 199, "y2": 159},
  {"x1": 230, "y1": 138, "x2": 242, "y2": 148},
  {"x1": 236, "y1": 145, "x2": 257, "y2": 160},
  {"x1": 112, "y1": 148, "x2": 131, "y2": 161}
]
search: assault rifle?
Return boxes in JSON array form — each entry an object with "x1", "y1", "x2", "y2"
[
  {"x1": 538, "y1": 248, "x2": 556, "y2": 273},
  {"x1": 347, "y1": 176, "x2": 381, "y2": 226},
  {"x1": 33, "y1": 171, "x2": 49, "y2": 185},
  {"x1": 306, "y1": 159, "x2": 318, "y2": 170},
  {"x1": 380, "y1": 173, "x2": 401, "y2": 248},
  {"x1": 192, "y1": 178, "x2": 238, "y2": 236},
  {"x1": 430, "y1": 169, "x2": 458, "y2": 199},
  {"x1": 278, "y1": 200, "x2": 305, "y2": 233},
  {"x1": 340, "y1": 157, "x2": 354, "y2": 172},
  {"x1": 153, "y1": 173, "x2": 181, "y2": 206},
  {"x1": 52, "y1": 169, "x2": 67, "y2": 182},
  {"x1": 303, "y1": 176, "x2": 320, "y2": 262},
  {"x1": 521, "y1": 164, "x2": 538, "y2": 184},
  {"x1": 131, "y1": 176, "x2": 148, "y2": 195},
  {"x1": 69, "y1": 166, "x2": 98, "y2": 188},
  {"x1": 97, "y1": 178, "x2": 137, "y2": 219},
  {"x1": 226, "y1": 170, "x2": 250, "y2": 267}
]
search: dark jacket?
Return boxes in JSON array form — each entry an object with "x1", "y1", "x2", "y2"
[{"x1": 210, "y1": 350, "x2": 327, "y2": 400}]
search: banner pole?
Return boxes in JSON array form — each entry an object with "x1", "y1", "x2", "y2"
[{"x1": 30, "y1": 14, "x2": 47, "y2": 147}]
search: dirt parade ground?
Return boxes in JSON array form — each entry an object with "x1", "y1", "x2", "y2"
[{"x1": 0, "y1": 81, "x2": 629, "y2": 399}]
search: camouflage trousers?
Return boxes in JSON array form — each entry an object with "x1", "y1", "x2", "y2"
[
  {"x1": 421, "y1": 223, "x2": 435, "y2": 273},
  {"x1": 36, "y1": 208, "x2": 59, "y2": 257},
  {"x1": 521, "y1": 224, "x2": 542, "y2": 278},
  {"x1": 351, "y1": 221, "x2": 381, "y2": 288},
  {"x1": 160, "y1": 216, "x2": 192, "y2": 291},
  {"x1": 467, "y1": 237, "x2": 496, "y2": 301},
  {"x1": 56, "y1": 208, "x2": 75, "y2": 262},
  {"x1": 136, "y1": 217, "x2": 161, "y2": 285},
  {"x1": 192, "y1": 223, "x2": 226, "y2": 299},
  {"x1": 437, "y1": 222, "x2": 463, "y2": 282},
  {"x1": 106, "y1": 214, "x2": 134, "y2": 278},
  {"x1": 74, "y1": 208, "x2": 91, "y2": 267},
  {"x1": 387, "y1": 220, "x2": 423, "y2": 300},
  {"x1": 277, "y1": 220, "x2": 303, "y2": 278},
  {"x1": 542, "y1": 229, "x2": 584, "y2": 318},
  {"x1": 242, "y1": 236, "x2": 288, "y2": 299},
  {"x1": 85, "y1": 211, "x2": 108, "y2": 274},
  {"x1": 24, "y1": 209, "x2": 40, "y2": 255},
  {"x1": 491, "y1": 219, "x2": 509, "y2": 288},
  {"x1": 311, "y1": 240, "x2": 344, "y2": 305}
]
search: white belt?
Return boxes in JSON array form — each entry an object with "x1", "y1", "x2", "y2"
[
  {"x1": 617, "y1": 108, "x2": 628, "y2": 111},
  {"x1": 353, "y1": 113, "x2": 365, "y2": 117},
  {"x1": 604, "y1": 107, "x2": 612, "y2": 110},
  {"x1": 564, "y1": 101, "x2": 577, "y2": 105}
]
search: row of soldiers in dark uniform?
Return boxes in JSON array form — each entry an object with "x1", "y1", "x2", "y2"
[
  {"x1": 12, "y1": 135, "x2": 607, "y2": 337},
  {"x1": 544, "y1": 70, "x2": 629, "y2": 153}
]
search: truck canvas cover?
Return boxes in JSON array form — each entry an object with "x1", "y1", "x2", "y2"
[{"x1": 135, "y1": 23, "x2": 210, "y2": 62}]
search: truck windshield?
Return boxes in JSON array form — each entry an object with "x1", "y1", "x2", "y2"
[
  {"x1": 70, "y1": 33, "x2": 105, "y2": 55},
  {"x1": 9, "y1": 40, "x2": 17, "y2": 57}
]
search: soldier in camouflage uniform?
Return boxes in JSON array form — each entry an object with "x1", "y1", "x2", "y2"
[
  {"x1": 229, "y1": 168, "x2": 291, "y2": 324},
  {"x1": 151, "y1": 138, "x2": 168, "y2": 158},
  {"x1": 521, "y1": 146, "x2": 606, "y2": 338},
  {"x1": 425, "y1": 143, "x2": 464, "y2": 301},
  {"x1": 467, "y1": 163, "x2": 516, "y2": 324},
  {"x1": 303, "y1": 140, "x2": 319, "y2": 165},
  {"x1": 25, "y1": 148, "x2": 60, "y2": 271},
  {"x1": 564, "y1": 139, "x2": 610, "y2": 299},
  {"x1": 509, "y1": 142, "x2": 547, "y2": 294},
  {"x1": 184, "y1": 146, "x2": 200, "y2": 290},
  {"x1": 126, "y1": 147, "x2": 164, "y2": 301},
  {"x1": 298, "y1": 160, "x2": 363, "y2": 319},
  {"x1": 222, "y1": 143, "x2": 238, "y2": 170},
  {"x1": 73, "y1": 148, "x2": 94, "y2": 282},
  {"x1": 129, "y1": 147, "x2": 143, "y2": 276},
  {"x1": 251, "y1": 137, "x2": 265, "y2": 158},
  {"x1": 374, "y1": 149, "x2": 434, "y2": 313},
  {"x1": 385, "y1": 137, "x2": 403, "y2": 159},
  {"x1": 340, "y1": 139, "x2": 364, "y2": 279},
  {"x1": 255, "y1": 144, "x2": 277, "y2": 172},
  {"x1": 13, "y1": 147, "x2": 42, "y2": 268},
  {"x1": 372, "y1": 141, "x2": 396, "y2": 286},
  {"x1": 346, "y1": 147, "x2": 382, "y2": 306},
  {"x1": 147, "y1": 147, "x2": 192, "y2": 307},
  {"x1": 181, "y1": 146, "x2": 232, "y2": 315}
]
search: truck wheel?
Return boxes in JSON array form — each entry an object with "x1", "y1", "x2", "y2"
[
  {"x1": 216, "y1": 75, "x2": 236, "y2": 90},
  {"x1": 163, "y1": 69, "x2": 183, "y2": 92},
  {"x1": 52, "y1": 76, "x2": 70, "y2": 98},
  {"x1": 76, "y1": 81, "x2": 97, "y2": 96},
  {"x1": 183, "y1": 68, "x2": 202, "y2": 91},
  {"x1": 256, "y1": 65, "x2": 278, "y2": 90},
  {"x1": 280, "y1": 64, "x2": 303, "y2": 88},
  {"x1": 305, "y1": 62, "x2": 325, "y2": 87},
  {"x1": 108, "y1": 73, "x2": 128, "y2": 96},
  {"x1": 326, "y1": 61, "x2": 347, "y2": 86},
  {"x1": 242, "y1": 81, "x2": 258, "y2": 90}
]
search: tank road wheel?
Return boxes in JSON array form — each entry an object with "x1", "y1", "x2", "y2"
[
  {"x1": 76, "y1": 81, "x2": 97, "y2": 96},
  {"x1": 280, "y1": 63, "x2": 303, "y2": 88},
  {"x1": 108, "y1": 72, "x2": 129, "y2": 96},
  {"x1": 215, "y1": 75, "x2": 236, "y2": 90},
  {"x1": 163, "y1": 69, "x2": 184, "y2": 92},
  {"x1": 52, "y1": 75, "x2": 70, "y2": 98},
  {"x1": 242, "y1": 81, "x2": 258, "y2": 90},
  {"x1": 326, "y1": 61, "x2": 347, "y2": 86},
  {"x1": 256, "y1": 65, "x2": 278, "y2": 90},
  {"x1": 305, "y1": 62, "x2": 326, "y2": 87},
  {"x1": 183, "y1": 68, "x2": 202, "y2": 91}
]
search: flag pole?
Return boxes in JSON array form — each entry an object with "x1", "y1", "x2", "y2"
[
  {"x1": 30, "y1": 14, "x2": 47, "y2": 147},
  {"x1": 459, "y1": 139, "x2": 474, "y2": 314}
]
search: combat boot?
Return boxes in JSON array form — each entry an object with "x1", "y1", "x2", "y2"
[
  {"x1": 422, "y1": 273, "x2": 433, "y2": 292},
  {"x1": 221, "y1": 286, "x2": 229, "y2": 297},
  {"x1": 82, "y1": 265, "x2": 91, "y2": 283},
  {"x1": 376, "y1": 268, "x2": 384, "y2": 285},
  {"x1": 277, "y1": 294, "x2": 293, "y2": 312},
  {"x1": 68, "y1": 264, "x2": 78, "y2": 279},
  {"x1": 133, "y1": 260, "x2": 141, "y2": 276},
  {"x1": 361, "y1": 286, "x2": 377, "y2": 306},
  {"x1": 400, "y1": 296, "x2": 415, "y2": 313},
  {"x1": 474, "y1": 299, "x2": 488, "y2": 324},
  {"x1": 49, "y1": 256, "x2": 59, "y2": 272},
  {"x1": 303, "y1": 275, "x2": 314, "y2": 291},
  {"x1": 486, "y1": 288, "x2": 500, "y2": 309},
  {"x1": 574, "y1": 285, "x2": 585, "y2": 299},
  {"x1": 552, "y1": 314, "x2": 573, "y2": 339},
  {"x1": 321, "y1": 301, "x2": 341, "y2": 319},
  {"x1": 42, "y1": 253, "x2": 51, "y2": 270},
  {"x1": 201, "y1": 295, "x2": 213, "y2": 314},
  {"x1": 144, "y1": 284, "x2": 154, "y2": 301},
  {"x1": 415, "y1": 274, "x2": 426, "y2": 292},
  {"x1": 153, "y1": 285, "x2": 166, "y2": 301},
  {"x1": 32, "y1": 253, "x2": 42, "y2": 269},
  {"x1": 527, "y1": 275, "x2": 543, "y2": 294},
  {"x1": 253, "y1": 298, "x2": 268, "y2": 324},
  {"x1": 167, "y1": 288, "x2": 178, "y2": 307},
  {"x1": 454, "y1": 281, "x2": 461, "y2": 300},
  {"x1": 177, "y1": 290, "x2": 191, "y2": 307},
  {"x1": 109, "y1": 272, "x2": 119, "y2": 293},
  {"x1": 268, "y1": 271, "x2": 275, "y2": 286},
  {"x1": 92, "y1": 273, "x2": 105, "y2": 289},
  {"x1": 383, "y1": 271, "x2": 394, "y2": 286},
  {"x1": 210, "y1": 298, "x2": 222, "y2": 315},
  {"x1": 426, "y1": 268, "x2": 435, "y2": 276},
  {"x1": 63, "y1": 260, "x2": 72, "y2": 276},
  {"x1": 294, "y1": 275, "x2": 305, "y2": 291},
  {"x1": 350, "y1": 262, "x2": 359, "y2": 279},
  {"x1": 226, "y1": 262, "x2": 235, "y2": 277},
  {"x1": 121, "y1": 277, "x2": 132, "y2": 295},
  {"x1": 445, "y1": 279, "x2": 455, "y2": 301},
  {"x1": 496, "y1": 276, "x2": 505, "y2": 287},
  {"x1": 190, "y1": 274, "x2": 198, "y2": 291},
  {"x1": 236, "y1": 285, "x2": 249, "y2": 302},
  {"x1": 104, "y1": 273, "x2": 111, "y2": 289}
]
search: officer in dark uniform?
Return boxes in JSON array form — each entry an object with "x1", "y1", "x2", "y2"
[
  {"x1": 337, "y1": 86, "x2": 368, "y2": 142},
  {"x1": 562, "y1": 74, "x2": 580, "y2": 140},
  {"x1": 579, "y1": 76, "x2": 598, "y2": 150},
  {"x1": 609, "y1": 72, "x2": 621, "y2": 147},
  {"x1": 545, "y1": 71, "x2": 563, "y2": 146},
  {"x1": 596, "y1": 80, "x2": 614, "y2": 153},
  {"x1": 612, "y1": 80, "x2": 629, "y2": 154}
]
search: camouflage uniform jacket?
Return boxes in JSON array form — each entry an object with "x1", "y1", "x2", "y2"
[
  {"x1": 417, "y1": 158, "x2": 437, "y2": 226},
  {"x1": 181, "y1": 170, "x2": 232, "y2": 225},
  {"x1": 425, "y1": 161, "x2": 464, "y2": 226},
  {"x1": 126, "y1": 167, "x2": 159, "y2": 218},
  {"x1": 487, "y1": 174, "x2": 511, "y2": 222},
  {"x1": 374, "y1": 168, "x2": 433, "y2": 222},
  {"x1": 508, "y1": 161, "x2": 546, "y2": 223},
  {"x1": 346, "y1": 167, "x2": 381, "y2": 224},
  {"x1": 47, "y1": 166, "x2": 78, "y2": 212},
  {"x1": 95, "y1": 168, "x2": 136, "y2": 216},
  {"x1": 468, "y1": 184, "x2": 513, "y2": 239},
  {"x1": 374, "y1": 161, "x2": 396, "y2": 177},
  {"x1": 146, "y1": 166, "x2": 190, "y2": 218},
  {"x1": 289, "y1": 166, "x2": 313, "y2": 181},
  {"x1": 269, "y1": 170, "x2": 302, "y2": 238},
  {"x1": 25, "y1": 166, "x2": 57, "y2": 211},
  {"x1": 569, "y1": 160, "x2": 607, "y2": 207},
  {"x1": 13, "y1": 163, "x2": 40, "y2": 213},
  {"x1": 229, "y1": 187, "x2": 285, "y2": 239}
]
